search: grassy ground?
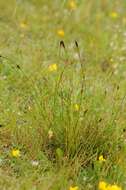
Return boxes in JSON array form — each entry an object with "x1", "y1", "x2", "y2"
[{"x1": 0, "y1": 0, "x2": 126, "y2": 189}]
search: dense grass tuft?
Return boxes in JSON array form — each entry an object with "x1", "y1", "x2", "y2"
[{"x1": 0, "y1": 0, "x2": 126, "y2": 189}]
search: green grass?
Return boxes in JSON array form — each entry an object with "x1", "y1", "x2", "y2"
[{"x1": 0, "y1": 0, "x2": 126, "y2": 189}]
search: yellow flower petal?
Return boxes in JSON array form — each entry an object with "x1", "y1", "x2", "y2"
[
  {"x1": 48, "y1": 64, "x2": 57, "y2": 72},
  {"x1": 98, "y1": 181, "x2": 107, "y2": 190},
  {"x1": 57, "y1": 29, "x2": 65, "y2": 37},
  {"x1": 107, "y1": 184, "x2": 122, "y2": 190},
  {"x1": 11, "y1": 149, "x2": 20, "y2": 158},
  {"x1": 98, "y1": 155, "x2": 106, "y2": 162},
  {"x1": 69, "y1": 1, "x2": 77, "y2": 10},
  {"x1": 69, "y1": 186, "x2": 79, "y2": 190},
  {"x1": 110, "y1": 12, "x2": 118, "y2": 19},
  {"x1": 74, "y1": 104, "x2": 79, "y2": 111}
]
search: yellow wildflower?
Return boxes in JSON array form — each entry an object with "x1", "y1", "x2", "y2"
[
  {"x1": 98, "y1": 181, "x2": 107, "y2": 190},
  {"x1": 69, "y1": 1, "x2": 77, "y2": 10},
  {"x1": 110, "y1": 12, "x2": 118, "y2": 19},
  {"x1": 74, "y1": 104, "x2": 79, "y2": 111},
  {"x1": 69, "y1": 186, "x2": 79, "y2": 190},
  {"x1": 20, "y1": 20, "x2": 28, "y2": 29},
  {"x1": 99, "y1": 155, "x2": 106, "y2": 162},
  {"x1": 48, "y1": 64, "x2": 57, "y2": 72},
  {"x1": 98, "y1": 181, "x2": 122, "y2": 190},
  {"x1": 107, "y1": 184, "x2": 122, "y2": 190},
  {"x1": 11, "y1": 149, "x2": 20, "y2": 158},
  {"x1": 57, "y1": 29, "x2": 65, "y2": 37}
]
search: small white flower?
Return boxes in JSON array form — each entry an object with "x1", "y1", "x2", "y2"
[{"x1": 31, "y1": 160, "x2": 39, "y2": 167}]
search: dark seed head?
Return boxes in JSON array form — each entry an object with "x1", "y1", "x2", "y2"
[
  {"x1": 117, "y1": 85, "x2": 119, "y2": 90},
  {"x1": 98, "y1": 118, "x2": 102, "y2": 122},
  {"x1": 60, "y1": 40, "x2": 65, "y2": 49},
  {"x1": 75, "y1": 40, "x2": 79, "y2": 48},
  {"x1": 16, "y1": 65, "x2": 21, "y2": 69}
]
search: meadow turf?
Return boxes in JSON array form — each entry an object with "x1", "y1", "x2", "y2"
[{"x1": 0, "y1": 0, "x2": 126, "y2": 189}]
